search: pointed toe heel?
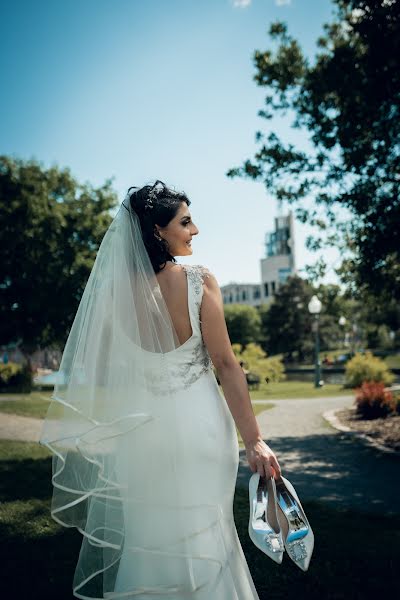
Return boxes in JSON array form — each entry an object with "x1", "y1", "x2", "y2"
[
  {"x1": 248, "y1": 473, "x2": 284, "y2": 564},
  {"x1": 275, "y1": 475, "x2": 314, "y2": 571}
]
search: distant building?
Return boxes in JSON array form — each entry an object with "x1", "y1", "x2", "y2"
[
  {"x1": 221, "y1": 212, "x2": 296, "y2": 307},
  {"x1": 261, "y1": 212, "x2": 296, "y2": 304},
  {"x1": 221, "y1": 283, "x2": 262, "y2": 308}
]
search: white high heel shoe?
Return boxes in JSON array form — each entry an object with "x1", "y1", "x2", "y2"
[
  {"x1": 275, "y1": 475, "x2": 314, "y2": 571},
  {"x1": 248, "y1": 473, "x2": 284, "y2": 564}
]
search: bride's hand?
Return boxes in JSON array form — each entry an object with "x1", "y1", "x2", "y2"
[{"x1": 244, "y1": 438, "x2": 281, "y2": 479}]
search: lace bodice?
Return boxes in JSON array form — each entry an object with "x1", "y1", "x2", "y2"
[
  {"x1": 170, "y1": 264, "x2": 213, "y2": 387},
  {"x1": 141, "y1": 264, "x2": 215, "y2": 393}
]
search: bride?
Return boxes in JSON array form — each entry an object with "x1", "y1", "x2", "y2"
[{"x1": 40, "y1": 180, "x2": 281, "y2": 599}]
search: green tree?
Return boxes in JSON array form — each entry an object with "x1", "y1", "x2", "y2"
[
  {"x1": 0, "y1": 155, "x2": 118, "y2": 359},
  {"x1": 261, "y1": 276, "x2": 356, "y2": 361},
  {"x1": 314, "y1": 283, "x2": 357, "y2": 351},
  {"x1": 227, "y1": 0, "x2": 400, "y2": 299},
  {"x1": 262, "y1": 276, "x2": 315, "y2": 361},
  {"x1": 352, "y1": 287, "x2": 400, "y2": 351},
  {"x1": 224, "y1": 304, "x2": 261, "y2": 347}
]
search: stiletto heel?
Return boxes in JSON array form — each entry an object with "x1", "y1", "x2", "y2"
[
  {"x1": 248, "y1": 473, "x2": 284, "y2": 564},
  {"x1": 275, "y1": 475, "x2": 314, "y2": 571}
]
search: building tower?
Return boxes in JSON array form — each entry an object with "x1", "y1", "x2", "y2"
[
  {"x1": 220, "y1": 212, "x2": 296, "y2": 307},
  {"x1": 260, "y1": 211, "x2": 296, "y2": 303}
]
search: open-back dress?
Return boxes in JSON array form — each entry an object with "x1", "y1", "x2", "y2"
[{"x1": 81, "y1": 264, "x2": 260, "y2": 599}]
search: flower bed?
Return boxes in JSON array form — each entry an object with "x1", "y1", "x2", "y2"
[{"x1": 335, "y1": 406, "x2": 400, "y2": 452}]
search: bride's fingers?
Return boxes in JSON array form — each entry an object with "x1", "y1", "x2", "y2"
[
  {"x1": 256, "y1": 463, "x2": 264, "y2": 476},
  {"x1": 264, "y1": 456, "x2": 280, "y2": 479},
  {"x1": 257, "y1": 459, "x2": 273, "y2": 479},
  {"x1": 271, "y1": 456, "x2": 281, "y2": 477}
]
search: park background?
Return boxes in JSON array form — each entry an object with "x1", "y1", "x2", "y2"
[{"x1": 0, "y1": 1, "x2": 399, "y2": 599}]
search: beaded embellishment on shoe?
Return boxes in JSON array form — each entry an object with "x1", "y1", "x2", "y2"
[
  {"x1": 286, "y1": 539, "x2": 307, "y2": 561},
  {"x1": 264, "y1": 533, "x2": 284, "y2": 553}
]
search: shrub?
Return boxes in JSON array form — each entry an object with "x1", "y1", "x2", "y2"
[
  {"x1": 0, "y1": 361, "x2": 33, "y2": 393},
  {"x1": 245, "y1": 372, "x2": 261, "y2": 390},
  {"x1": 344, "y1": 351, "x2": 394, "y2": 388},
  {"x1": 395, "y1": 393, "x2": 400, "y2": 416},
  {"x1": 240, "y1": 343, "x2": 286, "y2": 383},
  {"x1": 354, "y1": 381, "x2": 396, "y2": 419}
]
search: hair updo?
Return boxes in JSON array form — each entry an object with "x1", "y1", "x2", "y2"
[{"x1": 127, "y1": 179, "x2": 191, "y2": 273}]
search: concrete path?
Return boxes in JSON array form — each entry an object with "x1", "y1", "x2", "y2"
[
  {"x1": 1, "y1": 394, "x2": 399, "y2": 515},
  {"x1": 238, "y1": 395, "x2": 400, "y2": 516},
  {"x1": 0, "y1": 412, "x2": 43, "y2": 442}
]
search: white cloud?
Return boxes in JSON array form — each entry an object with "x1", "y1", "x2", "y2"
[
  {"x1": 232, "y1": 0, "x2": 252, "y2": 8},
  {"x1": 275, "y1": 0, "x2": 292, "y2": 6}
]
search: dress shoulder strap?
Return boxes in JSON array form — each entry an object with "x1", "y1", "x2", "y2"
[{"x1": 181, "y1": 264, "x2": 212, "y2": 334}]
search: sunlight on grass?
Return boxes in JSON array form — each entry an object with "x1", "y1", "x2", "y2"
[
  {"x1": 0, "y1": 440, "x2": 398, "y2": 599},
  {"x1": 0, "y1": 498, "x2": 59, "y2": 539},
  {"x1": 0, "y1": 391, "x2": 52, "y2": 418},
  {"x1": 248, "y1": 381, "x2": 351, "y2": 400}
]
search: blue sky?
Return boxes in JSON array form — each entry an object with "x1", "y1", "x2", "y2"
[{"x1": 1, "y1": 0, "x2": 341, "y2": 287}]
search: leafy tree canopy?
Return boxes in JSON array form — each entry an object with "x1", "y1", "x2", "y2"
[
  {"x1": 0, "y1": 155, "x2": 118, "y2": 354},
  {"x1": 227, "y1": 0, "x2": 400, "y2": 299},
  {"x1": 224, "y1": 303, "x2": 262, "y2": 347},
  {"x1": 261, "y1": 275, "x2": 359, "y2": 361}
]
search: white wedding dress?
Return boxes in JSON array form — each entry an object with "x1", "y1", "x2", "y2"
[{"x1": 109, "y1": 264, "x2": 260, "y2": 599}]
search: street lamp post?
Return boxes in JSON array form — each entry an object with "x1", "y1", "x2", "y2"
[
  {"x1": 308, "y1": 295, "x2": 323, "y2": 388},
  {"x1": 338, "y1": 315, "x2": 347, "y2": 349}
]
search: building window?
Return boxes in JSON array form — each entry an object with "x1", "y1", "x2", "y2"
[
  {"x1": 264, "y1": 283, "x2": 269, "y2": 297},
  {"x1": 253, "y1": 288, "x2": 260, "y2": 299},
  {"x1": 242, "y1": 290, "x2": 246, "y2": 300},
  {"x1": 271, "y1": 281, "x2": 276, "y2": 293},
  {"x1": 229, "y1": 293, "x2": 233, "y2": 303}
]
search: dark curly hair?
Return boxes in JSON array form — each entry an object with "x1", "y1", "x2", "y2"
[{"x1": 127, "y1": 180, "x2": 191, "y2": 273}]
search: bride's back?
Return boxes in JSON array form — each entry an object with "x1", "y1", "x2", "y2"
[{"x1": 155, "y1": 264, "x2": 192, "y2": 346}]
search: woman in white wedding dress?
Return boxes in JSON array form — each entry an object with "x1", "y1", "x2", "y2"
[{"x1": 40, "y1": 180, "x2": 281, "y2": 600}]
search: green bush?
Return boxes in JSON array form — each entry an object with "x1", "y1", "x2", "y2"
[
  {"x1": 239, "y1": 343, "x2": 286, "y2": 383},
  {"x1": 344, "y1": 351, "x2": 395, "y2": 388},
  {"x1": 0, "y1": 361, "x2": 33, "y2": 393}
]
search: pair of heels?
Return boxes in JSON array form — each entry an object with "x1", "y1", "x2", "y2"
[{"x1": 248, "y1": 472, "x2": 314, "y2": 571}]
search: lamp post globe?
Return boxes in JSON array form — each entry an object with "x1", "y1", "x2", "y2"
[{"x1": 308, "y1": 295, "x2": 323, "y2": 387}]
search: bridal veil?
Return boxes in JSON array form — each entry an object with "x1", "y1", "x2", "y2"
[{"x1": 39, "y1": 195, "x2": 222, "y2": 598}]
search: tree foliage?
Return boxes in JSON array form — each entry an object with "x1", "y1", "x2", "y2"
[
  {"x1": 230, "y1": 342, "x2": 285, "y2": 382},
  {"x1": 224, "y1": 304, "x2": 262, "y2": 347},
  {"x1": 227, "y1": 0, "x2": 400, "y2": 298},
  {"x1": 261, "y1": 275, "x2": 358, "y2": 360},
  {"x1": 261, "y1": 276, "x2": 315, "y2": 361},
  {"x1": 0, "y1": 155, "x2": 118, "y2": 354}
]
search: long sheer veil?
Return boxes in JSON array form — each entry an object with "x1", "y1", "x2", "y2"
[{"x1": 39, "y1": 197, "x2": 218, "y2": 598}]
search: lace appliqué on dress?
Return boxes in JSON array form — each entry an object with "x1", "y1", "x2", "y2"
[
  {"x1": 175, "y1": 265, "x2": 213, "y2": 389},
  {"x1": 183, "y1": 265, "x2": 211, "y2": 296},
  {"x1": 144, "y1": 265, "x2": 214, "y2": 394}
]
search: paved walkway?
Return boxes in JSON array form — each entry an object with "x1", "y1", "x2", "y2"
[
  {"x1": 1, "y1": 395, "x2": 399, "y2": 515},
  {"x1": 237, "y1": 396, "x2": 400, "y2": 516},
  {"x1": 0, "y1": 412, "x2": 43, "y2": 442}
]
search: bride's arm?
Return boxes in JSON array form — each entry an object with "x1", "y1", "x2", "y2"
[{"x1": 200, "y1": 271, "x2": 281, "y2": 479}]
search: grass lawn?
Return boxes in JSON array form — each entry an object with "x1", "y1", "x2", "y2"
[
  {"x1": 0, "y1": 381, "x2": 352, "y2": 421},
  {"x1": 0, "y1": 391, "x2": 51, "y2": 418},
  {"x1": 385, "y1": 353, "x2": 400, "y2": 369},
  {"x1": 0, "y1": 439, "x2": 398, "y2": 600},
  {"x1": 248, "y1": 381, "x2": 352, "y2": 401}
]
